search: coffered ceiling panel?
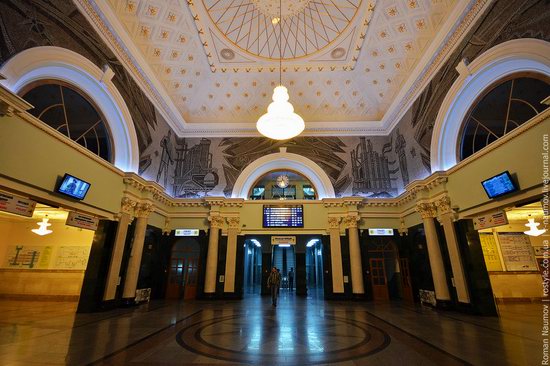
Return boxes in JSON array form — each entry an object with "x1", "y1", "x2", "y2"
[{"x1": 103, "y1": 0, "x2": 460, "y2": 130}]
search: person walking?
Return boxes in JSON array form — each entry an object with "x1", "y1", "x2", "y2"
[
  {"x1": 267, "y1": 267, "x2": 281, "y2": 307},
  {"x1": 288, "y1": 267, "x2": 294, "y2": 290}
]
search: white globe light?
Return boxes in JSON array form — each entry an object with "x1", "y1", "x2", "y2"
[{"x1": 256, "y1": 85, "x2": 305, "y2": 140}]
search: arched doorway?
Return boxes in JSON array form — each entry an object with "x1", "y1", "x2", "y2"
[{"x1": 166, "y1": 238, "x2": 201, "y2": 300}]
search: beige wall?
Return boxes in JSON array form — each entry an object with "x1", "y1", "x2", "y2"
[{"x1": 0, "y1": 217, "x2": 94, "y2": 299}]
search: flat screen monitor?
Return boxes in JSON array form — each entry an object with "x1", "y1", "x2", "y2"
[
  {"x1": 57, "y1": 174, "x2": 91, "y2": 200},
  {"x1": 263, "y1": 205, "x2": 303, "y2": 228},
  {"x1": 481, "y1": 171, "x2": 517, "y2": 199}
]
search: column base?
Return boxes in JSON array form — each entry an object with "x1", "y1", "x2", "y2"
[
  {"x1": 325, "y1": 292, "x2": 347, "y2": 300},
  {"x1": 352, "y1": 293, "x2": 367, "y2": 301},
  {"x1": 100, "y1": 299, "x2": 119, "y2": 311},
  {"x1": 203, "y1": 292, "x2": 217, "y2": 300},
  {"x1": 223, "y1": 292, "x2": 242, "y2": 300},
  {"x1": 435, "y1": 299, "x2": 453, "y2": 310},
  {"x1": 121, "y1": 297, "x2": 139, "y2": 307}
]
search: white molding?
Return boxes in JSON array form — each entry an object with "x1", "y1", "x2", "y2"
[
  {"x1": 431, "y1": 38, "x2": 550, "y2": 171},
  {"x1": 0, "y1": 46, "x2": 139, "y2": 173},
  {"x1": 231, "y1": 151, "x2": 336, "y2": 199}
]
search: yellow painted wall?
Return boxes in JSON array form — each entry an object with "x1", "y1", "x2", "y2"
[
  {"x1": 447, "y1": 118, "x2": 549, "y2": 213},
  {"x1": 0, "y1": 114, "x2": 125, "y2": 214},
  {"x1": 0, "y1": 217, "x2": 94, "y2": 298}
]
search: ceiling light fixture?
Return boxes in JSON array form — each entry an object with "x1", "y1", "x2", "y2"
[
  {"x1": 32, "y1": 216, "x2": 53, "y2": 236},
  {"x1": 256, "y1": 0, "x2": 305, "y2": 140},
  {"x1": 524, "y1": 217, "x2": 546, "y2": 237}
]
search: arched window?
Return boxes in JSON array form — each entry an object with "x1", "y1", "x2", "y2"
[
  {"x1": 459, "y1": 74, "x2": 550, "y2": 160},
  {"x1": 20, "y1": 81, "x2": 113, "y2": 162},
  {"x1": 249, "y1": 170, "x2": 317, "y2": 200}
]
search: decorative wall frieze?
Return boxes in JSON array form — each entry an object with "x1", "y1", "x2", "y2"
[
  {"x1": 0, "y1": 84, "x2": 32, "y2": 117},
  {"x1": 416, "y1": 202, "x2": 438, "y2": 219},
  {"x1": 323, "y1": 197, "x2": 364, "y2": 208},
  {"x1": 208, "y1": 215, "x2": 225, "y2": 229}
]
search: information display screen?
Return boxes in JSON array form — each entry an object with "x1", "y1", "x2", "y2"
[
  {"x1": 263, "y1": 205, "x2": 303, "y2": 228},
  {"x1": 481, "y1": 171, "x2": 517, "y2": 199},
  {"x1": 57, "y1": 174, "x2": 91, "y2": 200}
]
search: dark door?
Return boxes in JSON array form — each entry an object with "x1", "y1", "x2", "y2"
[
  {"x1": 166, "y1": 239, "x2": 200, "y2": 300},
  {"x1": 400, "y1": 258, "x2": 414, "y2": 303},
  {"x1": 370, "y1": 258, "x2": 389, "y2": 301}
]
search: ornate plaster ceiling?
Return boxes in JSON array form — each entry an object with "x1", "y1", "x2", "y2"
[{"x1": 96, "y1": 0, "x2": 465, "y2": 134}]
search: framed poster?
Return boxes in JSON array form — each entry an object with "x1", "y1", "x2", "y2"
[
  {"x1": 479, "y1": 233, "x2": 503, "y2": 271},
  {"x1": 497, "y1": 232, "x2": 537, "y2": 271}
]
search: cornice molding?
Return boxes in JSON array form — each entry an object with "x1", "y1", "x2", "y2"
[{"x1": 0, "y1": 83, "x2": 32, "y2": 116}]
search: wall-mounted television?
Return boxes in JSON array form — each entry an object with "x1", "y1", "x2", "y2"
[
  {"x1": 56, "y1": 174, "x2": 91, "y2": 200},
  {"x1": 481, "y1": 171, "x2": 517, "y2": 199},
  {"x1": 263, "y1": 205, "x2": 303, "y2": 228}
]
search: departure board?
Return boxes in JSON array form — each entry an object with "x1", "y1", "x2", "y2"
[{"x1": 263, "y1": 205, "x2": 304, "y2": 228}]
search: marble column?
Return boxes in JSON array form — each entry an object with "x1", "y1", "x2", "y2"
[
  {"x1": 327, "y1": 217, "x2": 344, "y2": 293},
  {"x1": 224, "y1": 217, "x2": 240, "y2": 293},
  {"x1": 436, "y1": 196, "x2": 470, "y2": 303},
  {"x1": 416, "y1": 202, "x2": 451, "y2": 301},
  {"x1": 122, "y1": 202, "x2": 154, "y2": 300},
  {"x1": 103, "y1": 197, "x2": 136, "y2": 301},
  {"x1": 344, "y1": 215, "x2": 364, "y2": 295},
  {"x1": 204, "y1": 215, "x2": 224, "y2": 294}
]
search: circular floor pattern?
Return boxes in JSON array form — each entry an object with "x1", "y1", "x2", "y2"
[{"x1": 176, "y1": 311, "x2": 391, "y2": 364}]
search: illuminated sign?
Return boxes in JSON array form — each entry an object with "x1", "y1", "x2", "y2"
[
  {"x1": 263, "y1": 205, "x2": 303, "y2": 228},
  {"x1": 271, "y1": 236, "x2": 297, "y2": 245},
  {"x1": 175, "y1": 229, "x2": 199, "y2": 236},
  {"x1": 368, "y1": 228, "x2": 394, "y2": 236}
]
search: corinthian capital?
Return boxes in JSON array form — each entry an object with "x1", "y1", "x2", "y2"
[
  {"x1": 121, "y1": 197, "x2": 137, "y2": 215},
  {"x1": 416, "y1": 202, "x2": 437, "y2": 219},
  {"x1": 209, "y1": 215, "x2": 225, "y2": 229},
  {"x1": 226, "y1": 217, "x2": 241, "y2": 230},
  {"x1": 135, "y1": 202, "x2": 154, "y2": 218},
  {"x1": 327, "y1": 216, "x2": 341, "y2": 230},
  {"x1": 343, "y1": 215, "x2": 360, "y2": 229},
  {"x1": 435, "y1": 195, "x2": 453, "y2": 215}
]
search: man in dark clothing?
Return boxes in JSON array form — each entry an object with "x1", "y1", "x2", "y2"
[
  {"x1": 288, "y1": 268, "x2": 294, "y2": 290},
  {"x1": 267, "y1": 267, "x2": 281, "y2": 306}
]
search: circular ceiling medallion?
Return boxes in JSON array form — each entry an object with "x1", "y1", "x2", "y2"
[
  {"x1": 203, "y1": 0, "x2": 361, "y2": 60},
  {"x1": 220, "y1": 48, "x2": 235, "y2": 60},
  {"x1": 331, "y1": 47, "x2": 346, "y2": 59}
]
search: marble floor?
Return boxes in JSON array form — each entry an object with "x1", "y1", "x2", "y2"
[{"x1": 0, "y1": 291, "x2": 543, "y2": 365}]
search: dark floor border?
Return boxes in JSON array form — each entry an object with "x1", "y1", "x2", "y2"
[
  {"x1": 87, "y1": 309, "x2": 203, "y2": 365},
  {"x1": 362, "y1": 308, "x2": 473, "y2": 365}
]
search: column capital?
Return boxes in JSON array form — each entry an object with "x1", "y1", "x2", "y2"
[
  {"x1": 226, "y1": 217, "x2": 241, "y2": 231},
  {"x1": 135, "y1": 202, "x2": 154, "y2": 218},
  {"x1": 209, "y1": 215, "x2": 225, "y2": 229},
  {"x1": 416, "y1": 202, "x2": 437, "y2": 219},
  {"x1": 327, "y1": 216, "x2": 342, "y2": 230},
  {"x1": 343, "y1": 215, "x2": 360, "y2": 229},
  {"x1": 121, "y1": 197, "x2": 137, "y2": 215},
  {"x1": 435, "y1": 195, "x2": 453, "y2": 215}
]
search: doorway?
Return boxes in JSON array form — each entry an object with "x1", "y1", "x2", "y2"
[
  {"x1": 305, "y1": 238, "x2": 324, "y2": 295},
  {"x1": 272, "y1": 244, "x2": 296, "y2": 292},
  {"x1": 165, "y1": 238, "x2": 200, "y2": 300},
  {"x1": 243, "y1": 239, "x2": 263, "y2": 295}
]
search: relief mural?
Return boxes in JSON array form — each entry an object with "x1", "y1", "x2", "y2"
[{"x1": 138, "y1": 111, "x2": 428, "y2": 199}]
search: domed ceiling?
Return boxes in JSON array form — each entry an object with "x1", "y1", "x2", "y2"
[{"x1": 84, "y1": 0, "x2": 473, "y2": 136}]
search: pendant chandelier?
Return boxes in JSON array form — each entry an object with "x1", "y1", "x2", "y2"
[{"x1": 256, "y1": 0, "x2": 305, "y2": 140}]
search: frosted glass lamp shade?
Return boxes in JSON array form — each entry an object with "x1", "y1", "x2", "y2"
[{"x1": 256, "y1": 86, "x2": 305, "y2": 140}]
